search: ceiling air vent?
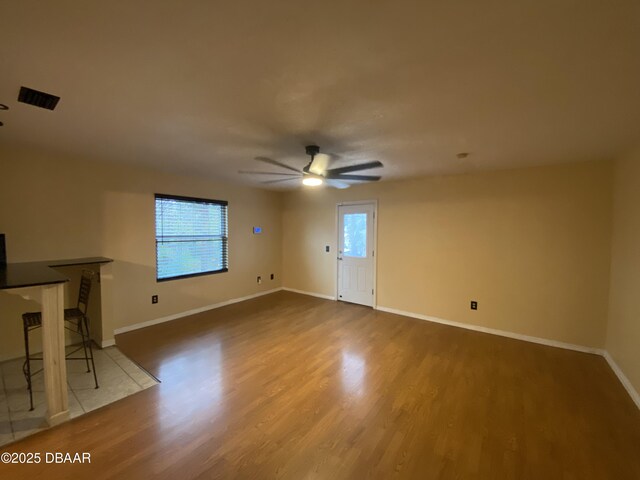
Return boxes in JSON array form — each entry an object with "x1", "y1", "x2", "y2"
[{"x1": 18, "y1": 86, "x2": 60, "y2": 110}]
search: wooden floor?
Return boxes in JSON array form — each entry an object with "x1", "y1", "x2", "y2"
[{"x1": 1, "y1": 291, "x2": 639, "y2": 479}]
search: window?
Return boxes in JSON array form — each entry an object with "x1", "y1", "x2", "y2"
[
  {"x1": 343, "y1": 213, "x2": 367, "y2": 258},
  {"x1": 155, "y1": 194, "x2": 228, "y2": 281}
]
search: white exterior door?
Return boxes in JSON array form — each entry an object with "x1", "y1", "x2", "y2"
[{"x1": 337, "y1": 203, "x2": 375, "y2": 307}]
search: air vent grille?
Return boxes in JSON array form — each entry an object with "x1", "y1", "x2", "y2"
[{"x1": 18, "y1": 86, "x2": 60, "y2": 110}]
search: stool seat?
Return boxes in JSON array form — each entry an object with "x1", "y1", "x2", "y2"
[{"x1": 22, "y1": 307, "x2": 88, "y2": 328}]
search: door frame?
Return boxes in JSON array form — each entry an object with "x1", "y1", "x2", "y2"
[{"x1": 335, "y1": 200, "x2": 378, "y2": 308}]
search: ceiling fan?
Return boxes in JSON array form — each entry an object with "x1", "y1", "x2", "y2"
[{"x1": 239, "y1": 145, "x2": 383, "y2": 189}]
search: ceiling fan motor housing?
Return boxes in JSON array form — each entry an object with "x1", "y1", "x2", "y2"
[{"x1": 305, "y1": 145, "x2": 320, "y2": 157}]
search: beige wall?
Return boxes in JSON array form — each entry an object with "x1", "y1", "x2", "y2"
[
  {"x1": 283, "y1": 161, "x2": 613, "y2": 349},
  {"x1": 0, "y1": 145, "x2": 282, "y2": 360},
  {"x1": 606, "y1": 150, "x2": 640, "y2": 395},
  {"x1": 0, "y1": 147, "x2": 623, "y2": 369}
]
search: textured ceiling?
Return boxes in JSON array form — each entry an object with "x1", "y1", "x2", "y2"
[{"x1": 1, "y1": 0, "x2": 639, "y2": 189}]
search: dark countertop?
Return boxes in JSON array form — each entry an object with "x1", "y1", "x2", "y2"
[{"x1": 0, "y1": 257, "x2": 112, "y2": 290}]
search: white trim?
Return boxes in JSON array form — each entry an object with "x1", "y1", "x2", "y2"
[
  {"x1": 603, "y1": 351, "x2": 640, "y2": 410},
  {"x1": 336, "y1": 200, "x2": 378, "y2": 308},
  {"x1": 0, "y1": 352, "x2": 20, "y2": 363},
  {"x1": 101, "y1": 339, "x2": 116, "y2": 348},
  {"x1": 104, "y1": 289, "x2": 640, "y2": 412},
  {"x1": 112, "y1": 288, "x2": 283, "y2": 336},
  {"x1": 336, "y1": 200, "x2": 379, "y2": 206},
  {"x1": 375, "y1": 305, "x2": 604, "y2": 355},
  {"x1": 282, "y1": 287, "x2": 336, "y2": 301}
]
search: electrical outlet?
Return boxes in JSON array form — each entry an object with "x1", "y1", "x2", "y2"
[
  {"x1": 257, "y1": 276, "x2": 262, "y2": 284},
  {"x1": 152, "y1": 295, "x2": 158, "y2": 304},
  {"x1": 270, "y1": 273, "x2": 274, "y2": 280},
  {"x1": 470, "y1": 301, "x2": 478, "y2": 310}
]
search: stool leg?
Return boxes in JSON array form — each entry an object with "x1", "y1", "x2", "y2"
[
  {"x1": 23, "y1": 324, "x2": 34, "y2": 411},
  {"x1": 84, "y1": 316, "x2": 99, "y2": 389},
  {"x1": 78, "y1": 319, "x2": 91, "y2": 373}
]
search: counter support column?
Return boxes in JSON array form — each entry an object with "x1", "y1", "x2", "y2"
[{"x1": 41, "y1": 282, "x2": 69, "y2": 425}]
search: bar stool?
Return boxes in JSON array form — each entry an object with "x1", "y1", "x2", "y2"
[{"x1": 22, "y1": 269, "x2": 99, "y2": 411}]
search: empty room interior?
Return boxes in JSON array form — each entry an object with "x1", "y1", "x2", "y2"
[{"x1": 1, "y1": 1, "x2": 640, "y2": 479}]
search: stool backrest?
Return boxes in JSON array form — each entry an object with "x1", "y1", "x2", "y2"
[{"x1": 77, "y1": 270, "x2": 94, "y2": 315}]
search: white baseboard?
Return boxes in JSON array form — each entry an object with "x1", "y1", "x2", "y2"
[
  {"x1": 112, "y1": 288, "x2": 283, "y2": 336},
  {"x1": 0, "y1": 352, "x2": 20, "y2": 363},
  {"x1": 603, "y1": 351, "x2": 640, "y2": 410},
  {"x1": 101, "y1": 339, "x2": 116, "y2": 348},
  {"x1": 375, "y1": 305, "x2": 604, "y2": 355},
  {"x1": 375, "y1": 305, "x2": 639, "y2": 410},
  {"x1": 282, "y1": 287, "x2": 336, "y2": 301},
  {"x1": 105, "y1": 287, "x2": 639, "y2": 412}
]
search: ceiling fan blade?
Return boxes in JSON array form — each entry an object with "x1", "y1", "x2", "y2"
[
  {"x1": 325, "y1": 179, "x2": 351, "y2": 189},
  {"x1": 325, "y1": 160, "x2": 383, "y2": 176},
  {"x1": 255, "y1": 156, "x2": 302, "y2": 173},
  {"x1": 309, "y1": 153, "x2": 331, "y2": 175},
  {"x1": 239, "y1": 170, "x2": 300, "y2": 176},
  {"x1": 261, "y1": 177, "x2": 301, "y2": 184},
  {"x1": 328, "y1": 174, "x2": 381, "y2": 181}
]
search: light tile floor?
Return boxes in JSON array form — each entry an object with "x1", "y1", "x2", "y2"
[{"x1": 0, "y1": 346, "x2": 158, "y2": 447}]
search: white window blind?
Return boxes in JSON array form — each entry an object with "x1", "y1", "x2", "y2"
[{"x1": 155, "y1": 194, "x2": 228, "y2": 281}]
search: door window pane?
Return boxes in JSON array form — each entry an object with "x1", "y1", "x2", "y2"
[{"x1": 344, "y1": 213, "x2": 367, "y2": 258}]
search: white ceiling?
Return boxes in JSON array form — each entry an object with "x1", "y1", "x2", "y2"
[{"x1": 1, "y1": 1, "x2": 639, "y2": 189}]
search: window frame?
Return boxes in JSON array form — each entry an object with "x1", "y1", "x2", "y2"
[{"x1": 155, "y1": 193, "x2": 229, "y2": 282}]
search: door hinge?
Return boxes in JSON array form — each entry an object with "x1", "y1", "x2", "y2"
[{"x1": 372, "y1": 289, "x2": 374, "y2": 295}]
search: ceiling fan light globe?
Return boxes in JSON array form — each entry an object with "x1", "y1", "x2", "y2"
[{"x1": 302, "y1": 176, "x2": 323, "y2": 187}]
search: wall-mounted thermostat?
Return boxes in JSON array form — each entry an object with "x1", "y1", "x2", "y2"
[{"x1": 253, "y1": 227, "x2": 262, "y2": 234}]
